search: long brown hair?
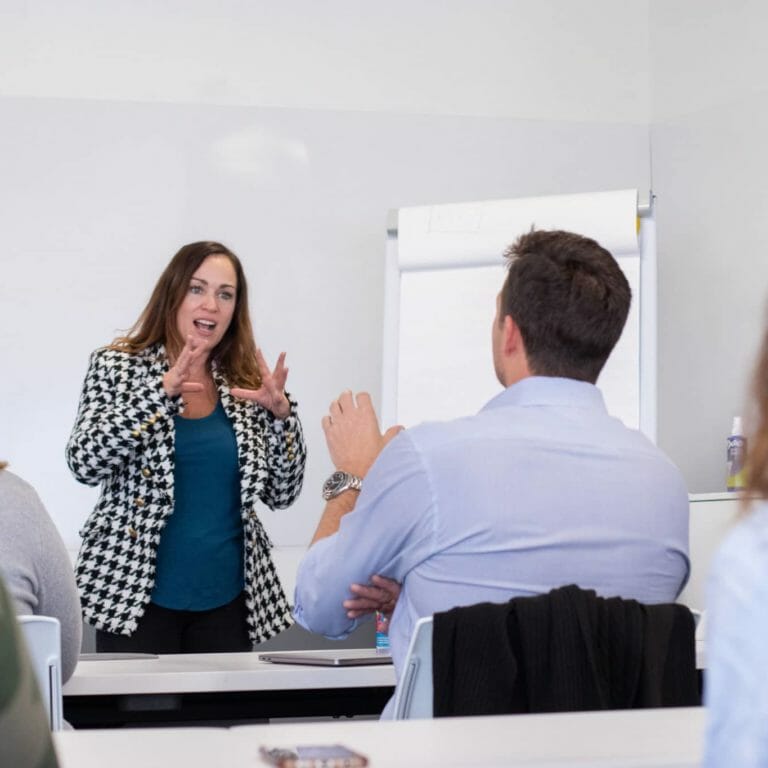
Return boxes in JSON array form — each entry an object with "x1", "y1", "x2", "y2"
[
  {"x1": 111, "y1": 241, "x2": 262, "y2": 389},
  {"x1": 746, "y1": 324, "x2": 768, "y2": 500}
]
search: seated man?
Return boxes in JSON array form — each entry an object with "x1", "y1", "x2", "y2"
[{"x1": 293, "y1": 229, "x2": 689, "y2": 715}]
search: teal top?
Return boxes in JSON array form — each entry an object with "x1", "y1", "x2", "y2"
[{"x1": 152, "y1": 400, "x2": 244, "y2": 611}]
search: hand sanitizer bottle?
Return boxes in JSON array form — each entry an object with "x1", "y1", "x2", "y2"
[
  {"x1": 375, "y1": 611, "x2": 390, "y2": 654},
  {"x1": 726, "y1": 416, "x2": 747, "y2": 491}
]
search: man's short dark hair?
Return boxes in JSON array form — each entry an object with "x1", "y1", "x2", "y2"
[{"x1": 501, "y1": 229, "x2": 631, "y2": 383}]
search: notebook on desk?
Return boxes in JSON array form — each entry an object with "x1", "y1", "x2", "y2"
[{"x1": 259, "y1": 650, "x2": 393, "y2": 667}]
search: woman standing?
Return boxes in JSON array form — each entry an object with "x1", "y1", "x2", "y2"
[
  {"x1": 66, "y1": 241, "x2": 305, "y2": 653},
  {"x1": 703, "y1": 317, "x2": 768, "y2": 767}
]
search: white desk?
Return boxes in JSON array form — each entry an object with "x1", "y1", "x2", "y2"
[
  {"x1": 55, "y1": 728, "x2": 230, "y2": 768},
  {"x1": 54, "y1": 707, "x2": 706, "y2": 768},
  {"x1": 63, "y1": 650, "x2": 395, "y2": 727},
  {"x1": 682, "y1": 493, "x2": 742, "y2": 612}
]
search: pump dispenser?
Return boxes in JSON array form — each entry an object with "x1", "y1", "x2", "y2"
[{"x1": 726, "y1": 417, "x2": 747, "y2": 491}]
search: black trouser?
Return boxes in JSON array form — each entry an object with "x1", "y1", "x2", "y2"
[{"x1": 95, "y1": 591, "x2": 252, "y2": 654}]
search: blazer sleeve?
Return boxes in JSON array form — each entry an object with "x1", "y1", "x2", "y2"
[
  {"x1": 65, "y1": 348, "x2": 182, "y2": 486},
  {"x1": 256, "y1": 392, "x2": 307, "y2": 509}
]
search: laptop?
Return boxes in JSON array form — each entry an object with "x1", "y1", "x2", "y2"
[
  {"x1": 79, "y1": 653, "x2": 159, "y2": 661},
  {"x1": 258, "y1": 649, "x2": 393, "y2": 667}
]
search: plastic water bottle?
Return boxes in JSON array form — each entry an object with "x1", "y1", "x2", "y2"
[
  {"x1": 375, "y1": 611, "x2": 390, "y2": 655},
  {"x1": 726, "y1": 416, "x2": 747, "y2": 491}
]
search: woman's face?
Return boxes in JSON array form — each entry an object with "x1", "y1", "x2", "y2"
[{"x1": 175, "y1": 254, "x2": 238, "y2": 357}]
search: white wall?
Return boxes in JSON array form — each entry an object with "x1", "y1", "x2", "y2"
[
  {"x1": 649, "y1": 0, "x2": 768, "y2": 491},
  {"x1": 0, "y1": 1, "x2": 649, "y2": 121},
  {"x1": 0, "y1": 1, "x2": 652, "y2": 565}
]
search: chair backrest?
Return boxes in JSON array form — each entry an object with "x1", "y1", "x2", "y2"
[
  {"x1": 17, "y1": 615, "x2": 63, "y2": 730},
  {"x1": 429, "y1": 587, "x2": 699, "y2": 718},
  {"x1": 393, "y1": 616, "x2": 433, "y2": 719}
]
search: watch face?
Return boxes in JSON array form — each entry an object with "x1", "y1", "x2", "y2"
[
  {"x1": 322, "y1": 471, "x2": 346, "y2": 499},
  {"x1": 322, "y1": 471, "x2": 361, "y2": 500},
  {"x1": 325, "y1": 471, "x2": 345, "y2": 493}
]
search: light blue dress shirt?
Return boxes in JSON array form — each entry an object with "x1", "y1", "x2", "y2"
[
  {"x1": 294, "y1": 377, "x2": 690, "y2": 713},
  {"x1": 704, "y1": 502, "x2": 768, "y2": 768}
]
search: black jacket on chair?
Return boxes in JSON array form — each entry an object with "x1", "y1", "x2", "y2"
[{"x1": 432, "y1": 584, "x2": 698, "y2": 717}]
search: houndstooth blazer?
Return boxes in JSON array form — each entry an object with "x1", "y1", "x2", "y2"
[{"x1": 66, "y1": 344, "x2": 306, "y2": 642}]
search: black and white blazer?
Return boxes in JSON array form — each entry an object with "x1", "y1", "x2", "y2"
[{"x1": 66, "y1": 344, "x2": 306, "y2": 642}]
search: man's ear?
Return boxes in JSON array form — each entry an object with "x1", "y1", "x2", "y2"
[
  {"x1": 500, "y1": 315, "x2": 532, "y2": 382},
  {"x1": 503, "y1": 315, "x2": 522, "y2": 356}
]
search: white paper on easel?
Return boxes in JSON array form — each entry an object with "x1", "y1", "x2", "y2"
[{"x1": 393, "y1": 189, "x2": 643, "y2": 430}]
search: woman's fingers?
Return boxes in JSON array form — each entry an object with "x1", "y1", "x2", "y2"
[
  {"x1": 180, "y1": 382, "x2": 204, "y2": 394},
  {"x1": 255, "y1": 347, "x2": 270, "y2": 377},
  {"x1": 177, "y1": 335, "x2": 195, "y2": 365},
  {"x1": 256, "y1": 349, "x2": 289, "y2": 388},
  {"x1": 272, "y1": 352, "x2": 288, "y2": 388},
  {"x1": 163, "y1": 336, "x2": 206, "y2": 398},
  {"x1": 230, "y1": 387, "x2": 264, "y2": 402},
  {"x1": 232, "y1": 351, "x2": 291, "y2": 419},
  {"x1": 174, "y1": 336, "x2": 201, "y2": 380}
]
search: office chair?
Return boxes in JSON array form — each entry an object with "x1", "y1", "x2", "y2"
[
  {"x1": 17, "y1": 615, "x2": 64, "y2": 730},
  {"x1": 395, "y1": 585, "x2": 699, "y2": 719},
  {"x1": 393, "y1": 616, "x2": 433, "y2": 719}
]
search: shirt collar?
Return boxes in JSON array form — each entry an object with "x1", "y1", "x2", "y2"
[{"x1": 481, "y1": 376, "x2": 608, "y2": 413}]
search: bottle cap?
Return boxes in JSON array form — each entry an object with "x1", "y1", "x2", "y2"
[{"x1": 731, "y1": 416, "x2": 743, "y2": 436}]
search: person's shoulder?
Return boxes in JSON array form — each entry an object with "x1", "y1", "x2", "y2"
[
  {"x1": 0, "y1": 468, "x2": 37, "y2": 497},
  {"x1": 0, "y1": 470, "x2": 47, "y2": 524},
  {"x1": 724, "y1": 502, "x2": 768, "y2": 548},
  {"x1": 611, "y1": 421, "x2": 687, "y2": 477},
  {"x1": 405, "y1": 414, "x2": 463, "y2": 438},
  {"x1": 91, "y1": 344, "x2": 159, "y2": 368},
  {"x1": 714, "y1": 502, "x2": 768, "y2": 576},
  {"x1": 403, "y1": 410, "x2": 492, "y2": 452},
  {"x1": 89, "y1": 345, "x2": 127, "y2": 365}
]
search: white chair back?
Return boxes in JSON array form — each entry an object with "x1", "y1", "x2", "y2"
[
  {"x1": 393, "y1": 616, "x2": 433, "y2": 719},
  {"x1": 17, "y1": 615, "x2": 63, "y2": 730}
]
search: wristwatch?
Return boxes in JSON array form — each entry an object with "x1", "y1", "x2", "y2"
[{"x1": 322, "y1": 470, "x2": 363, "y2": 500}]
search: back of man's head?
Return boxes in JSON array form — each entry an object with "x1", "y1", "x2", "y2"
[{"x1": 501, "y1": 229, "x2": 631, "y2": 384}]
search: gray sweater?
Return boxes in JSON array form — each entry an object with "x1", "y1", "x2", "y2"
[{"x1": 0, "y1": 469, "x2": 82, "y2": 682}]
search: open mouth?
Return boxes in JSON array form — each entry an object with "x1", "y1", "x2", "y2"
[{"x1": 194, "y1": 319, "x2": 216, "y2": 332}]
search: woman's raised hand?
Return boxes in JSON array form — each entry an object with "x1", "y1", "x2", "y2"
[
  {"x1": 230, "y1": 349, "x2": 291, "y2": 420},
  {"x1": 163, "y1": 336, "x2": 206, "y2": 398}
]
